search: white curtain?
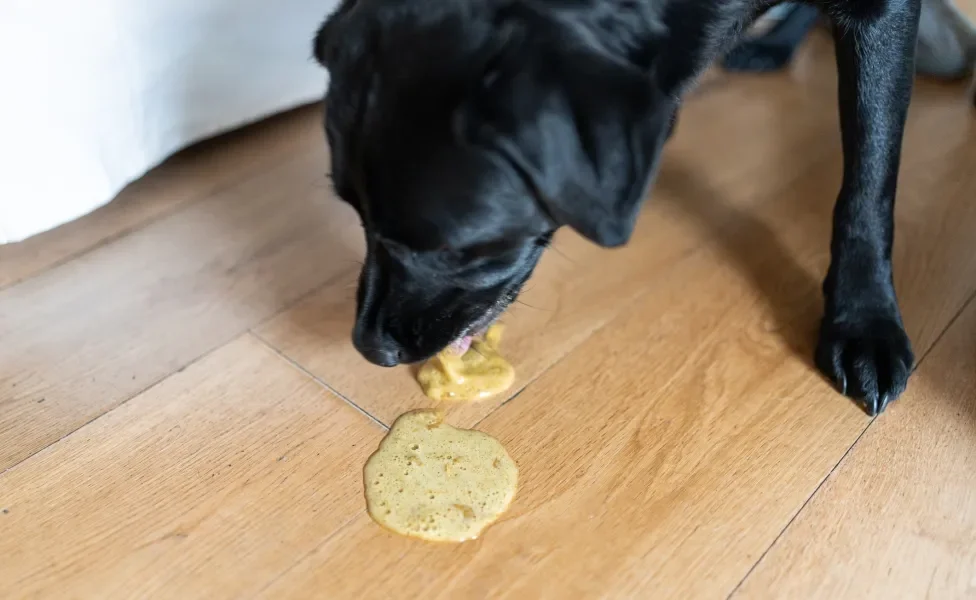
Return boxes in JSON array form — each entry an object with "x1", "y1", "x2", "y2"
[{"x1": 0, "y1": 0, "x2": 339, "y2": 243}]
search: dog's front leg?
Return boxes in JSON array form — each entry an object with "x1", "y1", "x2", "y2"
[{"x1": 816, "y1": 0, "x2": 921, "y2": 415}]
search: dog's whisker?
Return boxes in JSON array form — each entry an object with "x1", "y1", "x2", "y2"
[
  {"x1": 549, "y1": 244, "x2": 577, "y2": 265},
  {"x1": 515, "y1": 299, "x2": 554, "y2": 312}
]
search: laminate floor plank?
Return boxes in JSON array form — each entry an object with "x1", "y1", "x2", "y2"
[{"x1": 0, "y1": 334, "x2": 384, "y2": 600}]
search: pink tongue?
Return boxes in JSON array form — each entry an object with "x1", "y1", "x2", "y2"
[
  {"x1": 448, "y1": 326, "x2": 490, "y2": 355},
  {"x1": 449, "y1": 336, "x2": 472, "y2": 355}
]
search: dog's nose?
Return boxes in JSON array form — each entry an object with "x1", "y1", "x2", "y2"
[
  {"x1": 352, "y1": 325, "x2": 403, "y2": 367},
  {"x1": 358, "y1": 344, "x2": 402, "y2": 367}
]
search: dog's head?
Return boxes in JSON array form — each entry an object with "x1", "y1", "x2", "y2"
[{"x1": 315, "y1": 0, "x2": 675, "y2": 366}]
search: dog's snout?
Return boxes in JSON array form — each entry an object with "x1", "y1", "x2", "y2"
[
  {"x1": 352, "y1": 323, "x2": 403, "y2": 367},
  {"x1": 358, "y1": 344, "x2": 402, "y2": 367}
]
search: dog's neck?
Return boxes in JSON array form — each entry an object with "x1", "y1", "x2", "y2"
[
  {"x1": 517, "y1": 0, "x2": 758, "y2": 95},
  {"x1": 525, "y1": 0, "x2": 669, "y2": 69}
]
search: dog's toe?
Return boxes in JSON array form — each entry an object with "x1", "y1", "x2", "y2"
[{"x1": 815, "y1": 317, "x2": 914, "y2": 416}]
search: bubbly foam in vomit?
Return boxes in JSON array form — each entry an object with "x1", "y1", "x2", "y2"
[
  {"x1": 363, "y1": 410, "x2": 518, "y2": 542},
  {"x1": 416, "y1": 324, "x2": 515, "y2": 401}
]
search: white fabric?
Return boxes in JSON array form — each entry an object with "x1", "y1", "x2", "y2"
[{"x1": 0, "y1": 0, "x2": 338, "y2": 244}]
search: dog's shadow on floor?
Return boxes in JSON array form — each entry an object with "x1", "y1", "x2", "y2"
[{"x1": 652, "y1": 158, "x2": 828, "y2": 372}]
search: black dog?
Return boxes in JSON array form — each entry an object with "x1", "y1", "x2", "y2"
[{"x1": 313, "y1": 0, "x2": 919, "y2": 415}]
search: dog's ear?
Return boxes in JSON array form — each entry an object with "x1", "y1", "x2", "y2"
[
  {"x1": 313, "y1": 0, "x2": 364, "y2": 69},
  {"x1": 453, "y1": 16, "x2": 674, "y2": 248}
]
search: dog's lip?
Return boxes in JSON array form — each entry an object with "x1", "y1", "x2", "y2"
[
  {"x1": 448, "y1": 315, "x2": 496, "y2": 355},
  {"x1": 449, "y1": 323, "x2": 491, "y2": 354},
  {"x1": 445, "y1": 278, "x2": 528, "y2": 354}
]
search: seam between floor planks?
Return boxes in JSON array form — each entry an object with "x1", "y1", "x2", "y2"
[
  {"x1": 250, "y1": 330, "x2": 390, "y2": 431},
  {"x1": 725, "y1": 287, "x2": 976, "y2": 599},
  {"x1": 725, "y1": 420, "x2": 875, "y2": 599},
  {"x1": 0, "y1": 356, "x2": 215, "y2": 480},
  {"x1": 0, "y1": 262, "x2": 358, "y2": 477},
  {"x1": 0, "y1": 330, "x2": 384, "y2": 482}
]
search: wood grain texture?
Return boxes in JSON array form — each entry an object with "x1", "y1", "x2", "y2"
[
  {"x1": 0, "y1": 148, "x2": 363, "y2": 471},
  {"x1": 257, "y1": 76, "x2": 976, "y2": 599},
  {"x1": 0, "y1": 334, "x2": 383, "y2": 600},
  {"x1": 734, "y1": 307, "x2": 976, "y2": 599},
  {"x1": 0, "y1": 107, "x2": 323, "y2": 290}
]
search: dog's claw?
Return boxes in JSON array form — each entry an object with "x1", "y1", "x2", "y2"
[
  {"x1": 877, "y1": 393, "x2": 892, "y2": 415},
  {"x1": 815, "y1": 317, "x2": 914, "y2": 415},
  {"x1": 856, "y1": 393, "x2": 885, "y2": 417},
  {"x1": 863, "y1": 393, "x2": 893, "y2": 417}
]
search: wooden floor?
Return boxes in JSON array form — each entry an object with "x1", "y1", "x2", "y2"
[{"x1": 2, "y1": 34, "x2": 976, "y2": 599}]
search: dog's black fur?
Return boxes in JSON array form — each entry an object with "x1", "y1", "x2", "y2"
[{"x1": 314, "y1": 0, "x2": 920, "y2": 415}]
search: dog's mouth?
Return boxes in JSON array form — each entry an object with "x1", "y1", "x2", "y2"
[
  {"x1": 446, "y1": 284, "x2": 522, "y2": 354},
  {"x1": 447, "y1": 332, "x2": 482, "y2": 355},
  {"x1": 447, "y1": 313, "x2": 495, "y2": 355}
]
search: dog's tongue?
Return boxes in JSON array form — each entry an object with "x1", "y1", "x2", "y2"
[
  {"x1": 449, "y1": 326, "x2": 491, "y2": 355},
  {"x1": 448, "y1": 336, "x2": 473, "y2": 355}
]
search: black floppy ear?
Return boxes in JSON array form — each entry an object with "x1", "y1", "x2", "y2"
[
  {"x1": 313, "y1": 0, "x2": 362, "y2": 68},
  {"x1": 454, "y1": 22, "x2": 675, "y2": 248}
]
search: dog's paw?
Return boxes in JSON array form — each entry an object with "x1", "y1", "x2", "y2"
[{"x1": 815, "y1": 317, "x2": 915, "y2": 416}]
